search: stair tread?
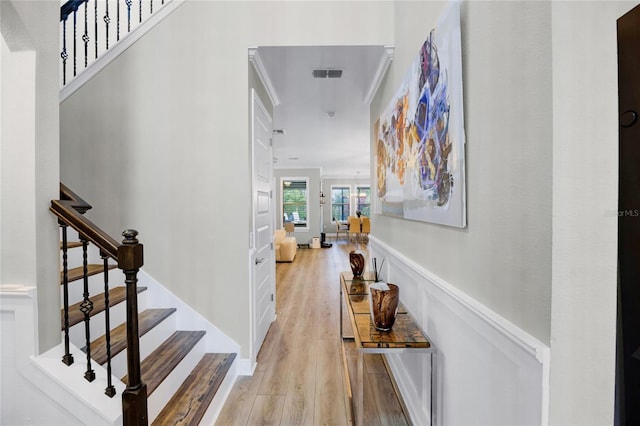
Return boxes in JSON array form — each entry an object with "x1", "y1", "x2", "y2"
[
  {"x1": 152, "y1": 353, "x2": 237, "y2": 426},
  {"x1": 60, "y1": 264, "x2": 117, "y2": 285},
  {"x1": 122, "y1": 330, "x2": 206, "y2": 396},
  {"x1": 87, "y1": 308, "x2": 177, "y2": 365},
  {"x1": 61, "y1": 286, "x2": 147, "y2": 330}
]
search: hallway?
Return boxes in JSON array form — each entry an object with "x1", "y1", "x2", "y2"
[{"x1": 216, "y1": 239, "x2": 408, "y2": 425}]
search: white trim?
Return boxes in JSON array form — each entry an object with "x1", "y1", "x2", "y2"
[
  {"x1": 248, "y1": 47, "x2": 280, "y2": 107},
  {"x1": 60, "y1": 0, "x2": 186, "y2": 103},
  {"x1": 370, "y1": 235, "x2": 550, "y2": 426},
  {"x1": 385, "y1": 352, "x2": 431, "y2": 423},
  {"x1": 235, "y1": 357, "x2": 256, "y2": 376},
  {"x1": 363, "y1": 45, "x2": 394, "y2": 105}
]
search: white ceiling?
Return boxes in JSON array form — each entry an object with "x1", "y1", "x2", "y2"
[{"x1": 256, "y1": 45, "x2": 390, "y2": 179}]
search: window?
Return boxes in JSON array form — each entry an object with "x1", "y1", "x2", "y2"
[
  {"x1": 356, "y1": 186, "x2": 371, "y2": 217},
  {"x1": 282, "y1": 178, "x2": 308, "y2": 228},
  {"x1": 331, "y1": 186, "x2": 350, "y2": 221}
]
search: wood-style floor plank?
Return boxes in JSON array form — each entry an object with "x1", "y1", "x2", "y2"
[
  {"x1": 315, "y1": 338, "x2": 349, "y2": 425},
  {"x1": 216, "y1": 371, "x2": 266, "y2": 426},
  {"x1": 246, "y1": 394, "x2": 285, "y2": 426},
  {"x1": 280, "y1": 329, "x2": 317, "y2": 425},
  {"x1": 217, "y1": 240, "x2": 410, "y2": 425},
  {"x1": 257, "y1": 322, "x2": 295, "y2": 395},
  {"x1": 369, "y1": 371, "x2": 410, "y2": 426}
]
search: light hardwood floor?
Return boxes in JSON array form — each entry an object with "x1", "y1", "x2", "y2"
[{"x1": 216, "y1": 238, "x2": 409, "y2": 426}]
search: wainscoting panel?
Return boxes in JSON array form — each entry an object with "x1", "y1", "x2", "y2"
[{"x1": 370, "y1": 237, "x2": 549, "y2": 426}]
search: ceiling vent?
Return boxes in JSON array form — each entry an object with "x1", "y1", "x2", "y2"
[{"x1": 312, "y1": 69, "x2": 343, "y2": 79}]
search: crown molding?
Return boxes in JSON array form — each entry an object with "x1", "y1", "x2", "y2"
[
  {"x1": 248, "y1": 47, "x2": 280, "y2": 107},
  {"x1": 363, "y1": 45, "x2": 394, "y2": 105}
]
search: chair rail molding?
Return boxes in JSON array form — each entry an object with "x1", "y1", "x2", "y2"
[{"x1": 369, "y1": 236, "x2": 550, "y2": 426}]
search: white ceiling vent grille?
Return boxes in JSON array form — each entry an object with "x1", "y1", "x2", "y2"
[{"x1": 312, "y1": 69, "x2": 343, "y2": 78}]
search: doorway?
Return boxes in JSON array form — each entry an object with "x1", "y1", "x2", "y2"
[{"x1": 617, "y1": 4, "x2": 640, "y2": 425}]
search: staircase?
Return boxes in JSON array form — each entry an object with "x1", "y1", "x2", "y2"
[
  {"x1": 52, "y1": 184, "x2": 238, "y2": 425},
  {"x1": 53, "y1": 2, "x2": 239, "y2": 421}
]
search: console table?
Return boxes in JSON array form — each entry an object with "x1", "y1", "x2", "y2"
[{"x1": 339, "y1": 271, "x2": 436, "y2": 425}]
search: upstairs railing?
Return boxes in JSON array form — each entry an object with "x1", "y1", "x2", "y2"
[
  {"x1": 50, "y1": 183, "x2": 148, "y2": 426},
  {"x1": 59, "y1": 0, "x2": 170, "y2": 87}
]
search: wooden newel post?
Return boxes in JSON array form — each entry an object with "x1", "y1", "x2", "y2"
[{"x1": 118, "y1": 229, "x2": 148, "y2": 426}]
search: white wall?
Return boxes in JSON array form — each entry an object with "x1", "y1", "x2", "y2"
[
  {"x1": 60, "y1": 1, "x2": 394, "y2": 358},
  {"x1": 549, "y1": 2, "x2": 634, "y2": 424},
  {"x1": 369, "y1": 1, "x2": 630, "y2": 424},
  {"x1": 1, "y1": 31, "x2": 36, "y2": 286},
  {"x1": 374, "y1": 0, "x2": 552, "y2": 344},
  {"x1": 0, "y1": 0, "x2": 60, "y2": 352},
  {"x1": 372, "y1": 2, "x2": 554, "y2": 423}
]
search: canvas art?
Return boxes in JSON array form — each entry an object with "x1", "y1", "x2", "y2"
[{"x1": 375, "y1": 1, "x2": 466, "y2": 227}]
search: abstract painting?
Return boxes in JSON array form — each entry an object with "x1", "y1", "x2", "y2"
[{"x1": 375, "y1": 1, "x2": 466, "y2": 227}]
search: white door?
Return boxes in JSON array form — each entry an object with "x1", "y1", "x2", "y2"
[{"x1": 251, "y1": 90, "x2": 275, "y2": 362}]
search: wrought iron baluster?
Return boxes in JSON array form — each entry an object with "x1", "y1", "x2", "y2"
[
  {"x1": 61, "y1": 19, "x2": 69, "y2": 85},
  {"x1": 83, "y1": 2, "x2": 89, "y2": 68},
  {"x1": 117, "y1": 0, "x2": 120, "y2": 41},
  {"x1": 102, "y1": 252, "x2": 116, "y2": 397},
  {"x1": 126, "y1": 0, "x2": 132, "y2": 33},
  {"x1": 60, "y1": 223, "x2": 74, "y2": 366},
  {"x1": 80, "y1": 236, "x2": 96, "y2": 382},
  {"x1": 139, "y1": 0, "x2": 142, "y2": 23},
  {"x1": 94, "y1": 0, "x2": 98, "y2": 59},
  {"x1": 73, "y1": 8, "x2": 77, "y2": 76},
  {"x1": 104, "y1": 0, "x2": 110, "y2": 50},
  {"x1": 150, "y1": 0, "x2": 153, "y2": 15}
]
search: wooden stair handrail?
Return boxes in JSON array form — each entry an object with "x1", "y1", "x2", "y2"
[
  {"x1": 51, "y1": 183, "x2": 119, "y2": 259},
  {"x1": 51, "y1": 183, "x2": 148, "y2": 426}
]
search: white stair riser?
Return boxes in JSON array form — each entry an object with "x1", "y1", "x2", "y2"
[
  {"x1": 108, "y1": 312, "x2": 177, "y2": 379},
  {"x1": 147, "y1": 338, "x2": 207, "y2": 422}
]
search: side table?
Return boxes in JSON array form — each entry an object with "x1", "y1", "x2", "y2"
[{"x1": 339, "y1": 271, "x2": 436, "y2": 426}]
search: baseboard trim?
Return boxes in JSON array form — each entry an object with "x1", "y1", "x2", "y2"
[{"x1": 235, "y1": 357, "x2": 256, "y2": 376}]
